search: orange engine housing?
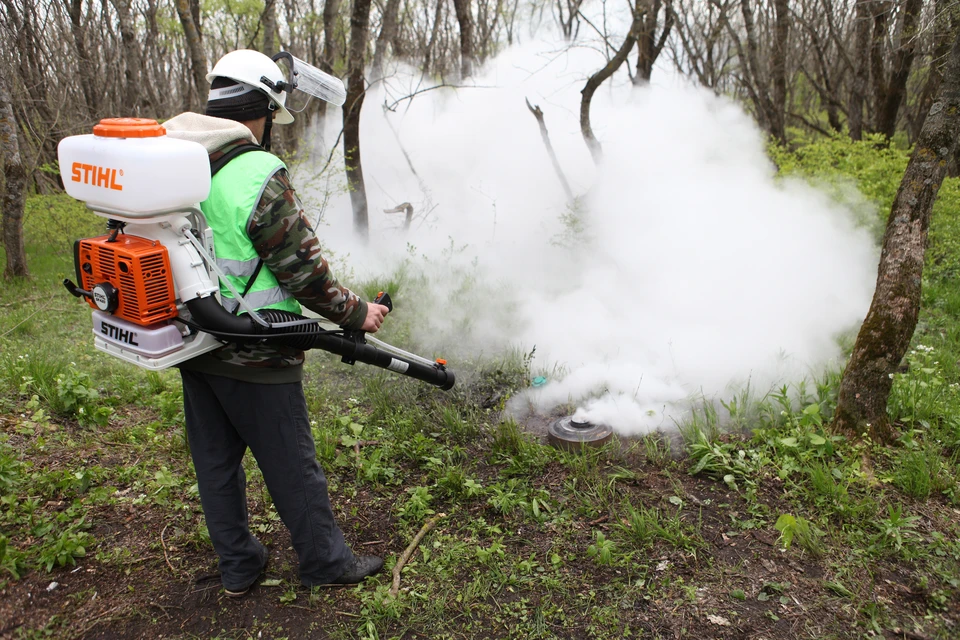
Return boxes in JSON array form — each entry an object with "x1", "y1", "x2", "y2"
[{"x1": 74, "y1": 234, "x2": 178, "y2": 326}]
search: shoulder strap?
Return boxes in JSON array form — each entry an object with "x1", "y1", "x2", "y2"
[
  {"x1": 233, "y1": 258, "x2": 266, "y2": 315},
  {"x1": 210, "y1": 142, "x2": 268, "y2": 314},
  {"x1": 209, "y1": 142, "x2": 264, "y2": 177}
]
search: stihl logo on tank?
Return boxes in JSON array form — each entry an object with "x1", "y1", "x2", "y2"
[
  {"x1": 100, "y1": 320, "x2": 139, "y2": 346},
  {"x1": 70, "y1": 162, "x2": 124, "y2": 191}
]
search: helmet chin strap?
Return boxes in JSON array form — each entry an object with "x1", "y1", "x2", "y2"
[{"x1": 261, "y1": 109, "x2": 274, "y2": 151}]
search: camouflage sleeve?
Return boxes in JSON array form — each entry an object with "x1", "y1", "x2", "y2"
[{"x1": 246, "y1": 168, "x2": 368, "y2": 329}]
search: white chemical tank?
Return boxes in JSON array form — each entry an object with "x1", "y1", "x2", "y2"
[{"x1": 58, "y1": 118, "x2": 210, "y2": 217}]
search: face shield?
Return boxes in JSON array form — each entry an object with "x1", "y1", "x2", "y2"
[{"x1": 271, "y1": 52, "x2": 347, "y2": 113}]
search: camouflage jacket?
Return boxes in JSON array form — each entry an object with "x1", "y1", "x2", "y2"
[{"x1": 179, "y1": 138, "x2": 367, "y2": 383}]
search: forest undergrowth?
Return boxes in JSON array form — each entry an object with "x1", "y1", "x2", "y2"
[{"x1": 1, "y1": 136, "x2": 959, "y2": 639}]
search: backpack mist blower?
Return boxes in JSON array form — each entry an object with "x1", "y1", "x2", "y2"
[{"x1": 56, "y1": 117, "x2": 454, "y2": 390}]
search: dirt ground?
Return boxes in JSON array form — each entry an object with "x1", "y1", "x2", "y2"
[{"x1": 1, "y1": 412, "x2": 957, "y2": 640}]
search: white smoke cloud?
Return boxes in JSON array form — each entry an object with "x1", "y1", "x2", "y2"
[{"x1": 297, "y1": 37, "x2": 878, "y2": 435}]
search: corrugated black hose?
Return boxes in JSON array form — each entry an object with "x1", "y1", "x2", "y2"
[{"x1": 183, "y1": 296, "x2": 454, "y2": 390}]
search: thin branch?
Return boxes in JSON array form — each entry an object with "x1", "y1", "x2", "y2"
[
  {"x1": 388, "y1": 513, "x2": 445, "y2": 598},
  {"x1": 525, "y1": 97, "x2": 575, "y2": 203},
  {"x1": 383, "y1": 83, "x2": 494, "y2": 112},
  {"x1": 161, "y1": 524, "x2": 178, "y2": 575}
]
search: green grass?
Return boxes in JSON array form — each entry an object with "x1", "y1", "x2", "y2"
[{"x1": 4, "y1": 139, "x2": 960, "y2": 639}]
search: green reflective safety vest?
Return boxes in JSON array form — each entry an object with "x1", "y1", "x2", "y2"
[{"x1": 200, "y1": 149, "x2": 302, "y2": 315}]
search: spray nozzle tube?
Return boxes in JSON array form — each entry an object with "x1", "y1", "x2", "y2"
[{"x1": 183, "y1": 296, "x2": 454, "y2": 390}]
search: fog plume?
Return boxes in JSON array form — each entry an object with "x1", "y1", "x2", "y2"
[{"x1": 300, "y1": 39, "x2": 878, "y2": 434}]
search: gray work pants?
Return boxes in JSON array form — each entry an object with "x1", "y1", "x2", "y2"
[{"x1": 180, "y1": 369, "x2": 353, "y2": 589}]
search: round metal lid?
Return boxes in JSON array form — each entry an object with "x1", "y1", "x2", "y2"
[{"x1": 547, "y1": 416, "x2": 613, "y2": 450}]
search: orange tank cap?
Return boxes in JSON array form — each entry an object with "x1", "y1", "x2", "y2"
[
  {"x1": 436, "y1": 358, "x2": 447, "y2": 366},
  {"x1": 93, "y1": 118, "x2": 166, "y2": 138}
]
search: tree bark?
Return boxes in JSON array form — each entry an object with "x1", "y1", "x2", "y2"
[
  {"x1": 423, "y1": 0, "x2": 444, "y2": 75},
  {"x1": 372, "y1": 0, "x2": 402, "y2": 82},
  {"x1": 870, "y1": 1, "x2": 889, "y2": 124},
  {"x1": 832, "y1": 28, "x2": 960, "y2": 444},
  {"x1": 475, "y1": 0, "x2": 503, "y2": 61},
  {"x1": 801, "y1": 17, "x2": 844, "y2": 133},
  {"x1": 849, "y1": 0, "x2": 873, "y2": 140},
  {"x1": 262, "y1": 0, "x2": 279, "y2": 56},
  {"x1": 930, "y1": 1, "x2": 960, "y2": 173},
  {"x1": 876, "y1": 0, "x2": 923, "y2": 138},
  {"x1": 141, "y1": 0, "x2": 166, "y2": 115},
  {"x1": 452, "y1": 0, "x2": 476, "y2": 78},
  {"x1": 343, "y1": 0, "x2": 373, "y2": 239},
  {"x1": 580, "y1": 9, "x2": 642, "y2": 164},
  {"x1": 738, "y1": 0, "x2": 783, "y2": 142},
  {"x1": 910, "y1": 0, "x2": 954, "y2": 142},
  {"x1": 65, "y1": 0, "x2": 99, "y2": 116},
  {"x1": 175, "y1": 0, "x2": 208, "y2": 109},
  {"x1": 322, "y1": 0, "x2": 342, "y2": 73},
  {"x1": 0, "y1": 74, "x2": 29, "y2": 279},
  {"x1": 770, "y1": 0, "x2": 790, "y2": 141},
  {"x1": 111, "y1": 0, "x2": 142, "y2": 116},
  {"x1": 557, "y1": 0, "x2": 584, "y2": 40},
  {"x1": 317, "y1": 0, "x2": 342, "y2": 117},
  {"x1": 634, "y1": 0, "x2": 674, "y2": 84},
  {"x1": 393, "y1": 0, "x2": 411, "y2": 57}
]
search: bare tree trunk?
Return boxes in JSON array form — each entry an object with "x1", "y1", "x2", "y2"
[
  {"x1": 283, "y1": 0, "x2": 301, "y2": 56},
  {"x1": 634, "y1": 0, "x2": 674, "y2": 84},
  {"x1": 910, "y1": 0, "x2": 954, "y2": 141},
  {"x1": 556, "y1": 0, "x2": 584, "y2": 40},
  {"x1": 141, "y1": 0, "x2": 166, "y2": 116},
  {"x1": 372, "y1": 0, "x2": 402, "y2": 82},
  {"x1": 801, "y1": 16, "x2": 844, "y2": 133},
  {"x1": 452, "y1": 0, "x2": 476, "y2": 78},
  {"x1": 263, "y1": 0, "x2": 279, "y2": 56},
  {"x1": 66, "y1": 0, "x2": 99, "y2": 116},
  {"x1": 343, "y1": 0, "x2": 373, "y2": 239},
  {"x1": 770, "y1": 0, "x2": 789, "y2": 141},
  {"x1": 394, "y1": 0, "x2": 411, "y2": 56},
  {"x1": 307, "y1": 0, "x2": 320, "y2": 63},
  {"x1": 738, "y1": 0, "x2": 782, "y2": 141},
  {"x1": 833, "y1": 28, "x2": 960, "y2": 444},
  {"x1": 580, "y1": 10, "x2": 642, "y2": 164},
  {"x1": 876, "y1": 0, "x2": 923, "y2": 138},
  {"x1": 475, "y1": 0, "x2": 503, "y2": 61},
  {"x1": 317, "y1": 0, "x2": 343, "y2": 118},
  {"x1": 111, "y1": 0, "x2": 142, "y2": 116},
  {"x1": 869, "y1": 1, "x2": 889, "y2": 126},
  {"x1": 0, "y1": 74, "x2": 28, "y2": 279},
  {"x1": 849, "y1": 0, "x2": 872, "y2": 140},
  {"x1": 322, "y1": 0, "x2": 342, "y2": 72},
  {"x1": 423, "y1": 0, "x2": 444, "y2": 75},
  {"x1": 175, "y1": 0, "x2": 207, "y2": 109}
]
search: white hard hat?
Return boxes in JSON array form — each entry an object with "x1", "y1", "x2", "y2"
[{"x1": 206, "y1": 50, "x2": 295, "y2": 124}]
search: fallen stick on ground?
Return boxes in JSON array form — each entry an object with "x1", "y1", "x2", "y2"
[
  {"x1": 389, "y1": 513, "x2": 445, "y2": 598},
  {"x1": 161, "y1": 524, "x2": 178, "y2": 575}
]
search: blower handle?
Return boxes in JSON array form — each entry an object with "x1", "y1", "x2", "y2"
[
  {"x1": 372, "y1": 291, "x2": 393, "y2": 312},
  {"x1": 341, "y1": 291, "x2": 392, "y2": 365}
]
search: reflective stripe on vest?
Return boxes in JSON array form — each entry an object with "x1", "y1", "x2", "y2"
[
  {"x1": 221, "y1": 287, "x2": 295, "y2": 313},
  {"x1": 200, "y1": 149, "x2": 301, "y2": 315},
  {"x1": 216, "y1": 256, "x2": 261, "y2": 278}
]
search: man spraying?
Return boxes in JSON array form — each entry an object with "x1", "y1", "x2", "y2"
[{"x1": 162, "y1": 49, "x2": 388, "y2": 596}]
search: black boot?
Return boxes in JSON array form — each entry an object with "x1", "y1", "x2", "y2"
[{"x1": 332, "y1": 555, "x2": 384, "y2": 584}]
